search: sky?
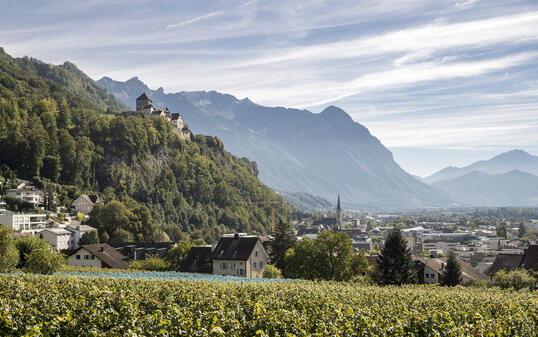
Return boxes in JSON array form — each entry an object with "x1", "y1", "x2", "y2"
[{"x1": 1, "y1": 0, "x2": 538, "y2": 176}]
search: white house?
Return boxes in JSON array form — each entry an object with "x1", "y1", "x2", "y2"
[
  {"x1": 67, "y1": 243, "x2": 128, "y2": 269},
  {"x1": 38, "y1": 228, "x2": 72, "y2": 251},
  {"x1": 208, "y1": 234, "x2": 269, "y2": 278},
  {"x1": 72, "y1": 194, "x2": 102, "y2": 214},
  {"x1": 6, "y1": 189, "x2": 43, "y2": 207},
  {"x1": 0, "y1": 210, "x2": 47, "y2": 232},
  {"x1": 65, "y1": 225, "x2": 97, "y2": 250}
]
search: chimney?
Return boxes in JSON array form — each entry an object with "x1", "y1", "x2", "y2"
[
  {"x1": 234, "y1": 233, "x2": 239, "y2": 240},
  {"x1": 441, "y1": 263, "x2": 445, "y2": 271},
  {"x1": 100, "y1": 246, "x2": 105, "y2": 252}
]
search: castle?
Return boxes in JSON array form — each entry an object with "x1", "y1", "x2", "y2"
[{"x1": 134, "y1": 93, "x2": 191, "y2": 140}]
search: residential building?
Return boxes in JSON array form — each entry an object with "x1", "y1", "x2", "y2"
[
  {"x1": 489, "y1": 253, "x2": 525, "y2": 275},
  {"x1": 38, "y1": 228, "x2": 71, "y2": 251},
  {"x1": 181, "y1": 246, "x2": 213, "y2": 273},
  {"x1": 209, "y1": 234, "x2": 269, "y2": 278},
  {"x1": 414, "y1": 256, "x2": 489, "y2": 284},
  {"x1": 67, "y1": 243, "x2": 128, "y2": 269},
  {"x1": 109, "y1": 242, "x2": 174, "y2": 261},
  {"x1": 65, "y1": 225, "x2": 98, "y2": 250},
  {"x1": 6, "y1": 188, "x2": 43, "y2": 207},
  {"x1": 72, "y1": 194, "x2": 102, "y2": 214},
  {"x1": 0, "y1": 210, "x2": 47, "y2": 232}
]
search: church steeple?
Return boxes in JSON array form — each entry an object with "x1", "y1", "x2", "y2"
[{"x1": 336, "y1": 195, "x2": 342, "y2": 229}]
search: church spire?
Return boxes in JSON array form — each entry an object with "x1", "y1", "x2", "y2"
[
  {"x1": 337, "y1": 194, "x2": 341, "y2": 211},
  {"x1": 336, "y1": 195, "x2": 342, "y2": 229}
]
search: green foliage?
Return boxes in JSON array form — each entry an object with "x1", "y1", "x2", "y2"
[
  {"x1": 285, "y1": 230, "x2": 368, "y2": 281},
  {"x1": 23, "y1": 247, "x2": 65, "y2": 274},
  {"x1": 3, "y1": 196, "x2": 35, "y2": 213},
  {"x1": 14, "y1": 236, "x2": 49, "y2": 267},
  {"x1": 518, "y1": 222, "x2": 527, "y2": 238},
  {"x1": 0, "y1": 274, "x2": 537, "y2": 336},
  {"x1": 496, "y1": 224, "x2": 507, "y2": 239},
  {"x1": 165, "y1": 241, "x2": 196, "y2": 271},
  {"x1": 129, "y1": 256, "x2": 171, "y2": 271},
  {"x1": 375, "y1": 228, "x2": 416, "y2": 285},
  {"x1": 78, "y1": 230, "x2": 99, "y2": 245},
  {"x1": 440, "y1": 251, "x2": 462, "y2": 287},
  {"x1": 0, "y1": 226, "x2": 19, "y2": 272},
  {"x1": 522, "y1": 229, "x2": 538, "y2": 241},
  {"x1": 494, "y1": 269, "x2": 536, "y2": 291},
  {"x1": 0, "y1": 48, "x2": 291, "y2": 242},
  {"x1": 269, "y1": 218, "x2": 294, "y2": 272},
  {"x1": 262, "y1": 264, "x2": 282, "y2": 278}
]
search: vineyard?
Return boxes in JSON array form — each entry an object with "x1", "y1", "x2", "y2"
[{"x1": 0, "y1": 274, "x2": 537, "y2": 336}]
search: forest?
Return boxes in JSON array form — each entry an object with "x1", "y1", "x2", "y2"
[{"x1": 0, "y1": 48, "x2": 293, "y2": 243}]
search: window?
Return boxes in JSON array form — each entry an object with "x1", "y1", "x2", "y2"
[
  {"x1": 84, "y1": 255, "x2": 90, "y2": 260},
  {"x1": 221, "y1": 262, "x2": 227, "y2": 270},
  {"x1": 239, "y1": 269, "x2": 245, "y2": 276},
  {"x1": 253, "y1": 262, "x2": 257, "y2": 269},
  {"x1": 255, "y1": 250, "x2": 259, "y2": 257},
  {"x1": 76, "y1": 255, "x2": 81, "y2": 260},
  {"x1": 231, "y1": 263, "x2": 235, "y2": 270},
  {"x1": 260, "y1": 261, "x2": 263, "y2": 268},
  {"x1": 91, "y1": 256, "x2": 95, "y2": 260}
]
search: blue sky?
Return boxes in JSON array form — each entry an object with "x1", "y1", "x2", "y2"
[{"x1": 1, "y1": 0, "x2": 538, "y2": 176}]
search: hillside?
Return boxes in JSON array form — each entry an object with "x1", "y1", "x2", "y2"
[
  {"x1": 0, "y1": 48, "x2": 291, "y2": 243},
  {"x1": 98, "y1": 77, "x2": 450, "y2": 209},
  {"x1": 432, "y1": 170, "x2": 538, "y2": 207},
  {"x1": 425, "y1": 150, "x2": 538, "y2": 184},
  {"x1": 277, "y1": 190, "x2": 333, "y2": 212}
]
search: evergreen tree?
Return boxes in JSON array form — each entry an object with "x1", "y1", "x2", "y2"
[
  {"x1": 78, "y1": 231, "x2": 99, "y2": 246},
  {"x1": 375, "y1": 227, "x2": 416, "y2": 285},
  {"x1": 270, "y1": 218, "x2": 294, "y2": 271},
  {"x1": 440, "y1": 251, "x2": 462, "y2": 286}
]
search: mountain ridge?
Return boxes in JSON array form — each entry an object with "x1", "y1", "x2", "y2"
[{"x1": 98, "y1": 76, "x2": 451, "y2": 209}]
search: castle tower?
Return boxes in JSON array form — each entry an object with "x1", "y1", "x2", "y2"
[
  {"x1": 336, "y1": 195, "x2": 343, "y2": 229},
  {"x1": 136, "y1": 92, "x2": 153, "y2": 113}
]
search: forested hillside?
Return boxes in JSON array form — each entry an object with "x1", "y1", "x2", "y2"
[{"x1": 0, "y1": 48, "x2": 290, "y2": 243}]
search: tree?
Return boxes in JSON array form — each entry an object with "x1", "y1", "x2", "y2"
[
  {"x1": 14, "y1": 236, "x2": 49, "y2": 267},
  {"x1": 375, "y1": 227, "x2": 416, "y2": 285},
  {"x1": 110, "y1": 228, "x2": 133, "y2": 242},
  {"x1": 24, "y1": 247, "x2": 65, "y2": 274},
  {"x1": 270, "y1": 218, "x2": 294, "y2": 271},
  {"x1": 494, "y1": 269, "x2": 536, "y2": 290},
  {"x1": 78, "y1": 230, "x2": 99, "y2": 245},
  {"x1": 0, "y1": 226, "x2": 19, "y2": 272},
  {"x1": 519, "y1": 222, "x2": 527, "y2": 238},
  {"x1": 496, "y1": 224, "x2": 507, "y2": 239},
  {"x1": 165, "y1": 241, "x2": 195, "y2": 271},
  {"x1": 440, "y1": 251, "x2": 462, "y2": 286},
  {"x1": 263, "y1": 265, "x2": 282, "y2": 279},
  {"x1": 129, "y1": 256, "x2": 170, "y2": 271},
  {"x1": 284, "y1": 230, "x2": 368, "y2": 281}
]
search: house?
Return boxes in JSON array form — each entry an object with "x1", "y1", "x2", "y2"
[
  {"x1": 38, "y1": 228, "x2": 72, "y2": 251},
  {"x1": 414, "y1": 256, "x2": 489, "y2": 284},
  {"x1": 72, "y1": 194, "x2": 102, "y2": 214},
  {"x1": 0, "y1": 210, "x2": 47, "y2": 232},
  {"x1": 67, "y1": 243, "x2": 128, "y2": 269},
  {"x1": 181, "y1": 246, "x2": 213, "y2": 273},
  {"x1": 6, "y1": 188, "x2": 43, "y2": 207},
  {"x1": 109, "y1": 241, "x2": 174, "y2": 261},
  {"x1": 65, "y1": 225, "x2": 98, "y2": 250},
  {"x1": 488, "y1": 253, "x2": 524, "y2": 275},
  {"x1": 208, "y1": 234, "x2": 269, "y2": 278},
  {"x1": 521, "y1": 245, "x2": 538, "y2": 271}
]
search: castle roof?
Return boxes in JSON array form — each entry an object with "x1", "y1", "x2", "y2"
[
  {"x1": 136, "y1": 93, "x2": 151, "y2": 101},
  {"x1": 171, "y1": 113, "x2": 182, "y2": 120}
]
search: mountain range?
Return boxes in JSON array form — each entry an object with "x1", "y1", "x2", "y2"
[
  {"x1": 98, "y1": 76, "x2": 450, "y2": 209},
  {"x1": 424, "y1": 150, "x2": 538, "y2": 184}
]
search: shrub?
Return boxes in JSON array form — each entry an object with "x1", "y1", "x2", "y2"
[
  {"x1": 263, "y1": 265, "x2": 282, "y2": 279},
  {"x1": 129, "y1": 257, "x2": 171, "y2": 271},
  {"x1": 0, "y1": 226, "x2": 19, "y2": 272},
  {"x1": 24, "y1": 248, "x2": 65, "y2": 274},
  {"x1": 14, "y1": 236, "x2": 49, "y2": 267}
]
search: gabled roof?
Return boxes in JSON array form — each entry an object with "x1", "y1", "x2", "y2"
[
  {"x1": 490, "y1": 253, "x2": 524, "y2": 275},
  {"x1": 181, "y1": 246, "x2": 212, "y2": 273},
  {"x1": 41, "y1": 228, "x2": 71, "y2": 235},
  {"x1": 136, "y1": 92, "x2": 151, "y2": 101},
  {"x1": 73, "y1": 194, "x2": 101, "y2": 205},
  {"x1": 170, "y1": 113, "x2": 182, "y2": 120},
  {"x1": 208, "y1": 236, "x2": 262, "y2": 261},
  {"x1": 415, "y1": 256, "x2": 489, "y2": 282},
  {"x1": 76, "y1": 244, "x2": 128, "y2": 269},
  {"x1": 311, "y1": 218, "x2": 337, "y2": 227},
  {"x1": 522, "y1": 245, "x2": 538, "y2": 271}
]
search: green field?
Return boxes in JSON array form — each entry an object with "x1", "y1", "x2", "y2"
[{"x1": 0, "y1": 274, "x2": 537, "y2": 336}]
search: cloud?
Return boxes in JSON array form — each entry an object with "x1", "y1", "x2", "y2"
[
  {"x1": 454, "y1": 0, "x2": 480, "y2": 10},
  {"x1": 166, "y1": 11, "x2": 224, "y2": 30}
]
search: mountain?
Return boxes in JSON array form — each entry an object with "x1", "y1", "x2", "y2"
[
  {"x1": 0, "y1": 48, "x2": 292, "y2": 243},
  {"x1": 98, "y1": 76, "x2": 450, "y2": 209},
  {"x1": 432, "y1": 170, "x2": 538, "y2": 207},
  {"x1": 425, "y1": 150, "x2": 538, "y2": 184},
  {"x1": 277, "y1": 191, "x2": 333, "y2": 213}
]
